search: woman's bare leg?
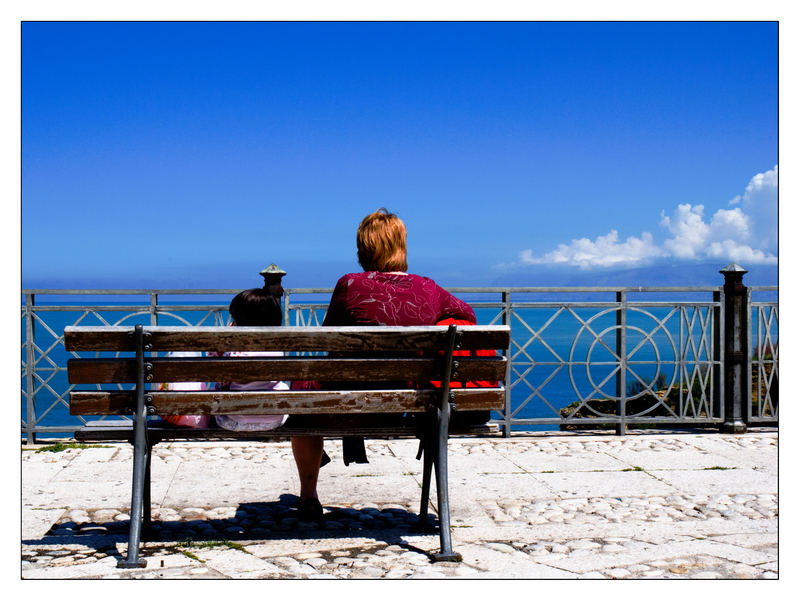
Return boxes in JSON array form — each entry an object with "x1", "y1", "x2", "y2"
[{"x1": 291, "y1": 436, "x2": 324, "y2": 500}]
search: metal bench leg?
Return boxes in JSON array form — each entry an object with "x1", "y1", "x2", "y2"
[
  {"x1": 431, "y1": 402, "x2": 462, "y2": 562},
  {"x1": 417, "y1": 432, "x2": 435, "y2": 529},
  {"x1": 118, "y1": 413, "x2": 148, "y2": 567},
  {"x1": 118, "y1": 325, "x2": 149, "y2": 568},
  {"x1": 142, "y1": 441, "x2": 153, "y2": 537},
  {"x1": 430, "y1": 324, "x2": 462, "y2": 562}
]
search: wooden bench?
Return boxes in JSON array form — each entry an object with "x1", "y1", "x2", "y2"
[{"x1": 65, "y1": 323, "x2": 510, "y2": 568}]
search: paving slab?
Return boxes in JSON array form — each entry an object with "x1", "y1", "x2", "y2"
[
  {"x1": 22, "y1": 508, "x2": 67, "y2": 540},
  {"x1": 449, "y1": 471, "x2": 553, "y2": 504},
  {"x1": 27, "y1": 479, "x2": 134, "y2": 509},
  {"x1": 455, "y1": 542, "x2": 576, "y2": 578},
  {"x1": 649, "y1": 467, "x2": 777, "y2": 496},
  {"x1": 21, "y1": 459, "x2": 66, "y2": 489},
  {"x1": 318, "y1": 471, "x2": 423, "y2": 505},
  {"x1": 503, "y1": 447, "x2": 631, "y2": 473},
  {"x1": 160, "y1": 461, "x2": 297, "y2": 507},
  {"x1": 538, "y1": 538, "x2": 775, "y2": 573},
  {"x1": 532, "y1": 469, "x2": 677, "y2": 498}
]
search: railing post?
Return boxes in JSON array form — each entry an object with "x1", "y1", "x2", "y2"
[
  {"x1": 283, "y1": 290, "x2": 291, "y2": 326},
  {"x1": 24, "y1": 293, "x2": 36, "y2": 444},
  {"x1": 150, "y1": 293, "x2": 158, "y2": 327},
  {"x1": 713, "y1": 288, "x2": 723, "y2": 422},
  {"x1": 616, "y1": 291, "x2": 627, "y2": 436},
  {"x1": 719, "y1": 264, "x2": 749, "y2": 433},
  {"x1": 501, "y1": 290, "x2": 512, "y2": 437},
  {"x1": 747, "y1": 287, "x2": 754, "y2": 421}
]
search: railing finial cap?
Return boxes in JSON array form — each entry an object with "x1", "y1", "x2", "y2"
[
  {"x1": 260, "y1": 263, "x2": 286, "y2": 277},
  {"x1": 720, "y1": 262, "x2": 748, "y2": 275}
]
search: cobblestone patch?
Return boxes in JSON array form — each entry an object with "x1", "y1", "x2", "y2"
[
  {"x1": 715, "y1": 434, "x2": 777, "y2": 451},
  {"x1": 22, "y1": 539, "x2": 473, "y2": 579},
  {"x1": 477, "y1": 489, "x2": 778, "y2": 579},
  {"x1": 511, "y1": 538, "x2": 778, "y2": 579},
  {"x1": 481, "y1": 492, "x2": 778, "y2": 525},
  {"x1": 73, "y1": 499, "x2": 425, "y2": 540},
  {"x1": 484, "y1": 432, "x2": 777, "y2": 456}
]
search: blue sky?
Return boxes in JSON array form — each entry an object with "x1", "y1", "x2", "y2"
[{"x1": 21, "y1": 21, "x2": 778, "y2": 289}]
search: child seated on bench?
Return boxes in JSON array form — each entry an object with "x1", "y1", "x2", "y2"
[
  {"x1": 158, "y1": 351, "x2": 212, "y2": 428},
  {"x1": 211, "y1": 288, "x2": 289, "y2": 431}
]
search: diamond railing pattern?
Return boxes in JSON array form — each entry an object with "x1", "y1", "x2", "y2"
[
  {"x1": 21, "y1": 292, "x2": 233, "y2": 441},
  {"x1": 751, "y1": 302, "x2": 778, "y2": 421}
]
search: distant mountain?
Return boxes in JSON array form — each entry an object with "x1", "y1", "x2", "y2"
[
  {"x1": 23, "y1": 259, "x2": 778, "y2": 292},
  {"x1": 489, "y1": 261, "x2": 778, "y2": 288}
]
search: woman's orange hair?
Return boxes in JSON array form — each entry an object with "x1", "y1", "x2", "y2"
[{"x1": 356, "y1": 208, "x2": 408, "y2": 272}]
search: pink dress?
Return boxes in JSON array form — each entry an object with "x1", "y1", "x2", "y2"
[{"x1": 213, "y1": 351, "x2": 288, "y2": 431}]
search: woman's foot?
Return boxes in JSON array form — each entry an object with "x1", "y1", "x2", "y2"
[{"x1": 297, "y1": 497, "x2": 324, "y2": 524}]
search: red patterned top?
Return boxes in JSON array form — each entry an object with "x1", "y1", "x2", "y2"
[{"x1": 322, "y1": 272, "x2": 475, "y2": 326}]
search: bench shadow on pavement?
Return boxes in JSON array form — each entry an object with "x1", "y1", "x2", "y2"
[{"x1": 23, "y1": 494, "x2": 442, "y2": 563}]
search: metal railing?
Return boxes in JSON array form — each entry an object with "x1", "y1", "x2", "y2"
[
  {"x1": 21, "y1": 273, "x2": 777, "y2": 441},
  {"x1": 751, "y1": 294, "x2": 779, "y2": 423}
]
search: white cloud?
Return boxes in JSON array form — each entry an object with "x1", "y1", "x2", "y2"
[
  {"x1": 710, "y1": 206, "x2": 750, "y2": 242},
  {"x1": 706, "y1": 240, "x2": 776, "y2": 264},
  {"x1": 732, "y1": 164, "x2": 778, "y2": 250},
  {"x1": 519, "y1": 230, "x2": 665, "y2": 269},
  {"x1": 517, "y1": 166, "x2": 777, "y2": 269},
  {"x1": 660, "y1": 204, "x2": 710, "y2": 259},
  {"x1": 660, "y1": 203, "x2": 760, "y2": 261}
]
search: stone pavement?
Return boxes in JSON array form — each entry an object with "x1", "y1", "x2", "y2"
[{"x1": 21, "y1": 429, "x2": 778, "y2": 579}]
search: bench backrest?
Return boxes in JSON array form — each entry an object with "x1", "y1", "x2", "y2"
[{"x1": 65, "y1": 325, "x2": 510, "y2": 417}]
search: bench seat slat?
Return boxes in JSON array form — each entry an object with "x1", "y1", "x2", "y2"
[
  {"x1": 69, "y1": 388, "x2": 505, "y2": 415},
  {"x1": 67, "y1": 356, "x2": 506, "y2": 384},
  {"x1": 64, "y1": 325, "x2": 510, "y2": 353},
  {"x1": 74, "y1": 421, "x2": 500, "y2": 442}
]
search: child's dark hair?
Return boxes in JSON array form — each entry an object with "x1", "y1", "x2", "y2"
[{"x1": 229, "y1": 288, "x2": 282, "y2": 326}]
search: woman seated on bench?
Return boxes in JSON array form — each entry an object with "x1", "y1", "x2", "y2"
[{"x1": 290, "y1": 208, "x2": 476, "y2": 522}]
